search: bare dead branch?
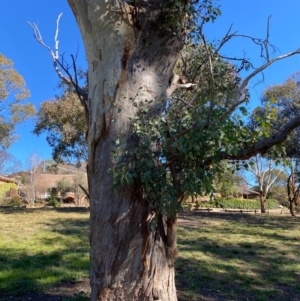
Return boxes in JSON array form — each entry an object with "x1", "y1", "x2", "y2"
[
  {"x1": 28, "y1": 14, "x2": 89, "y2": 121},
  {"x1": 28, "y1": 14, "x2": 72, "y2": 86},
  {"x1": 214, "y1": 24, "x2": 237, "y2": 53}
]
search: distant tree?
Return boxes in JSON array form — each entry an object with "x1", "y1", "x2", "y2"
[
  {"x1": 254, "y1": 72, "x2": 300, "y2": 215},
  {"x1": 286, "y1": 160, "x2": 300, "y2": 216},
  {"x1": 267, "y1": 170, "x2": 288, "y2": 204},
  {"x1": 0, "y1": 150, "x2": 21, "y2": 175},
  {"x1": 23, "y1": 153, "x2": 42, "y2": 207},
  {"x1": 56, "y1": 172, "x2": 88, "y2": 205},
  {"x1": 0, "y1": 53, "x2": 35, "y2": 147},
  {"x1": 56, "y1": 177, "x2": 73, "y2": 194},
  {"x1": 246, "y1": 155, "x2": 285, "y2": 213},
  {"x1": 214, "y1": 163, "x2": 247, "y2": 197},
  {"x1": 250, "y1": 72, "x2": 300, "y2": 159},
  {"x1": 34, "y1": 89, "x2": 87, "y2": 166}
]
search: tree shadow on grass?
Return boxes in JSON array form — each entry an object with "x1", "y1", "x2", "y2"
[
  {"x1": 176, "y1": 212, "x2": 300, "y2": 301},
  {"x1": 0, "y1": 209, "x2": 90, "y2": 300},
  {"x1": 0, "y1": 207, "x2": 89, "y2": 215}
]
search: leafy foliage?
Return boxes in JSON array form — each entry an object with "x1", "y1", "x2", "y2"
[
  {"x1": 251, "y1": 72, "x2": 300, "y2": 159},
  {"x1": 0, "y1": 182, "x2": 18, "y2": 203},
  {"x1": 0, "y1": 53, "x2": 35, "y2": 147},
  {"x1": 112, "y1": 43, "x2": 261, "y2": 217},
  {"x1": 34, "y1": 90, "x2": 87, "y2": 165}
]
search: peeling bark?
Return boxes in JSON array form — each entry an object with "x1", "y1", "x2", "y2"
[{"x1": 67, "y1": 1, "x2": 185, "y2": 300}]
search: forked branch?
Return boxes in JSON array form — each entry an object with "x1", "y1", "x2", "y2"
[{"x1": 28, "y1": 14, "x2": 89, "y2": 119}]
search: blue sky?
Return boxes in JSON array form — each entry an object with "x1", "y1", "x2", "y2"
[{"x1": 1, "y1": 1, "x2": 300, "y2": 168}]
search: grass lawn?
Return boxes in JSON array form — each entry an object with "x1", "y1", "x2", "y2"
[
  {"x1": 0, "y1": 207, "x2": 90, "y2": 301},
  {"x1": 0, "y1": 207, "x2": 300, "y2": 300},
  {"x1": 176, "y1": 211, "x2": 300, "y2": 301}
]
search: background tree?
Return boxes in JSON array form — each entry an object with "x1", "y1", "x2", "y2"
[
  {"x1": 56, "y1": 171, "x2": 88, "y2": 205},
  {"x1": 0, "y1": 150, "x2": 22, "y2": 175},
  {"x1": 22, "y1": 153, "x2": 42, "y2": 207},
  {"x1": 214, "y1": 162, "x2": 247, "y2": 197},
  {"x1": 31, "y1": 1, "x2": 300, "y2": 300},
  {"x1": 252, "y1": 72, "x2": 300, "y2": 215},
  {"x1": 245, "y1": 155, "x2": 285, "y2": 213},
  {"x1": 266, "y1": 170, "x2": 288, "y2": 204},
  {"x1": 250, "y1": 72, "x2": 300, "y2": 159},
  {"x1": 34, "y1": 89, "x2": 87, "y2": 166},
  {"x1": 0, "y1": 53, "x2": 35, "y2": 148},
  {"x1": 286, "y1": 160, "x2": 300, "y2": 216}
]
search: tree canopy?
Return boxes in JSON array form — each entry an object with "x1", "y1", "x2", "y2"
[
  {"x1": 260, "y1": 72, "x2": 300, "y2": 159},
  {"x1": 0, "y1": 53, "x2": 35, "y2": 148},
  {"x1": 34, "y1": 89, "x2": 87, "y2": 165}
]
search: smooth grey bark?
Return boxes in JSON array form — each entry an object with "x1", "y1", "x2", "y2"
[{"x1": 67, "y1": 1, "x2": 185, "y2": 300}]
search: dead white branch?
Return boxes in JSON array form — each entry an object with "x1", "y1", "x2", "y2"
[
  {"x1": 28, "y1": 13, "x2": 72, "y2": 86},
  {"x1": 28, "y1": 14, "x2": 89, "y2": 120}
]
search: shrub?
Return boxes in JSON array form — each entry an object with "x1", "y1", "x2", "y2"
[
  {"x1": 7, "y1": 197, "x2": 21, "y2": 207},
  {"x1": 48, "y1": 192, "x2": 61, "y2": 207},
  {"x1": 48, "y1": 198, "x2": 61, "y2": 207},
  {"x1": 0, "y1": 182, "x2": 18, "y2": 204}
]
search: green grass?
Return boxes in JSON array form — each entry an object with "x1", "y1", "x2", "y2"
[
  {"x1": 0, "y1": 207, "x2": 90, "y2": 300},
  {"x1": 1, "y1": 208, "x2": 300, "y2": 301},
  {"x1": 176, "y1": 212, "x2": 300, "y2": 301}
]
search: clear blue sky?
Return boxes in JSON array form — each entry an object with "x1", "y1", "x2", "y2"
[{"x1": 0, "y1": 1, "x2": 300, "y2": 168}]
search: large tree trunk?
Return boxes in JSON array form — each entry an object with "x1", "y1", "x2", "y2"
[{"x1": 67, "y1": 1, "x2": 185, "y2": 300}]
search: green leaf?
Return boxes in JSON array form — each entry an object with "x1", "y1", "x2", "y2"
[{"x1": 239, "y1": 106, "x2": 248, "y2": 115}]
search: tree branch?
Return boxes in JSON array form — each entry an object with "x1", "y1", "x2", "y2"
[
  {"x1": 204, "y1": 47, "x2": 300, "y2": 129},
  {"x1": 216, "y1": 116, "x2": 300, "y2": 161},
  {"x1": 28, "y1": 14, "x2": 89, "y2": 117}
]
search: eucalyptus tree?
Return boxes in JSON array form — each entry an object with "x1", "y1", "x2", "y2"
[
  {"x1": 29, "y1": 1, "x2": 300, "y2": 300},
  {"x1": 34, "y1": 90, "x2": 87, "y2": 166},
  {"x1": 245, "y1": 155, "x2": 285, "y2": 213},
  {"x1": 252, "y1": 72, "x2": 300, "y2": 215},
  {"x1": 287, "y1": 160, "x2": 300, "y2": 216},
  {"x1": 259, "y1": 72, "x2": 300, "y2": 159},
  {"x1": 0, "y1": 53, "x2": 35, "y2": 148}
]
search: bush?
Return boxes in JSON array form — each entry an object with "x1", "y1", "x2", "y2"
[
  {"x1": 196, "y1": 198, "x2": 278, "y2": 210},
  {"x1": 0, "y1": 183, "x2": 18, "y2": 205},
  {"x1": 48, "y1": 192, "x2": 61, "y2": 207},
  {"x1": 7, "y1": 197, "x2": 21, "y2": 207},
  {"x1": 48, "y1": 198, "x2": 61, "y2": 207}
]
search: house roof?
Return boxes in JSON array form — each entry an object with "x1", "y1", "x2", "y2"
[{"x1": 0, "y1": 175, "x2": 18, "y2": 184}]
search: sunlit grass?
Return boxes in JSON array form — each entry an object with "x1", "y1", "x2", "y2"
[
  {"x1": 0, "y1": 208, "x2": 90, "y2": 299},
  {"x1": 1, "y1": 208, "x2": 300, "y2": 300},
  {"x1": 176, "y1": 212, "x2": 300, "y2": 301}
]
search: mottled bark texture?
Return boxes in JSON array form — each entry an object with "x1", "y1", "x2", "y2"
[{"x1": 67, "y1": 1, "x2": 186, "y2": 300}]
